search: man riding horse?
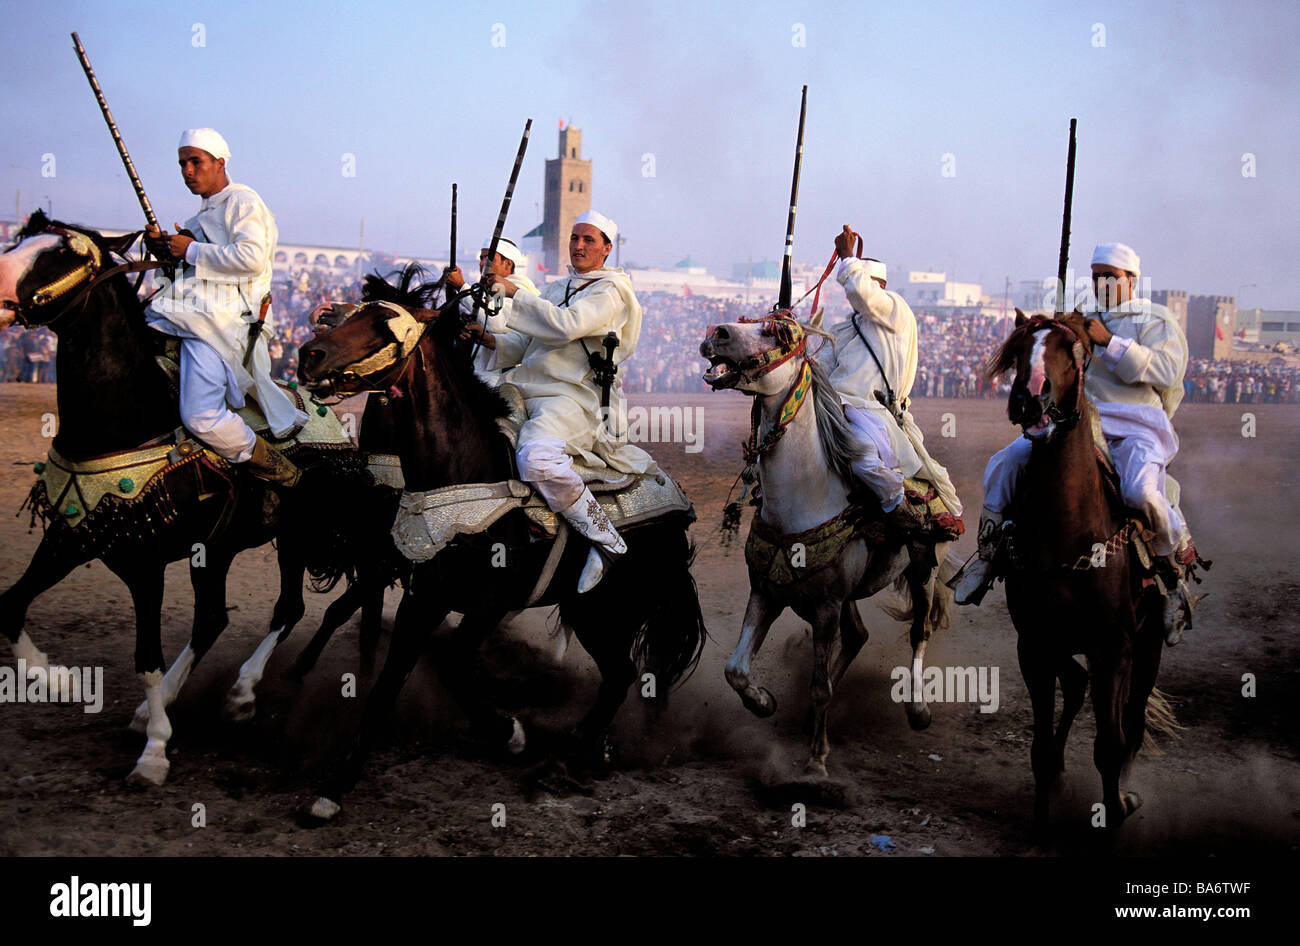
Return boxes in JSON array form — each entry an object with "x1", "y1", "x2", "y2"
[
  {"x1": 144, "y1": 128, "x2": 307, "y2": 486},
  {"x1": 466, "y1": 209, "x2": 653, "y2": 592},
  {"x1": 822, "y1": 225, "x2": 963, "y2": 533},
  {"x1": 954, "y1": 241, "x2": 1203, "y2": 644},
  {"x1": 445, "y1": 235, "x2": 539, "y2": 385}
]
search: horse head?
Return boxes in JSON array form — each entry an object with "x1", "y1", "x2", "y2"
[
  {"x1": 297, "y1": 264, "x2": 448, "y2": 397},
  {"x1": 987, "y1": 308, "x2": 1091, "y2": 442},
  {"x1": 0, "y1": 210, "x2": 139, "y2": 331},
  {"x1": 699, "y1": 311, "x2": 811, "y2": 396}
]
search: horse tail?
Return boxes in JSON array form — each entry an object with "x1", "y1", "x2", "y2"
[
  {"x1": 630, "y1": 522, "x2": 708, "y2": 692},
  {"x1": 876, "y1": 569, "x2": 915, "y2": 623},
  {"x1": 876, "y1": 545, "x2": 959, "y2": 628},
  {"x1": 1141, "y1": 686, "x2": 1182, "y2": 755}
]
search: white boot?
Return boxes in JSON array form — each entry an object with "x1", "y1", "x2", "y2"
[
  {"x1": 951, "y1": 507, "x2": 1005, "y2": 606},
  {"x1": 558, "y1": 488, "x2": 628, "y2": 594}
]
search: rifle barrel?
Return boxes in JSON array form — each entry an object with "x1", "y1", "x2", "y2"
[
  {"x1": 70, "y1": 32, "x2": 157, "y2": 229},
  {"x1": 778, "y1": 85, "x2": 808, "y2": 311},
  {"x1": 1056, "y1": 118, "x2": 1077, "y2": 315}
]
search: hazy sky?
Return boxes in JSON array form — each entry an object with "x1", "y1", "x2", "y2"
[{"x1": 3, "y1": 0, "x2": 1296, "y2": 307}]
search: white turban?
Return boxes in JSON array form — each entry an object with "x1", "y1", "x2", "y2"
[
  {"x1": 481, "y1": 236, "x2": 525, "y2": 268},
  {"x1": 179, "y1": 128, "x2": 231, "y2": 162},
  {"x1": 862, "y1": 258, "x2": 887, "y2": 282},
  {"x1": 1091, "y1": 242, "x2": 1140, "y2": 276},
  {"x1": 575, "y1": 209, "x2": 617, "y2": 244}
]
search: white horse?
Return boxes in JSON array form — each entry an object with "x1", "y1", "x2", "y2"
[{"x1": 701, "y1": 313, "x2": 954, "y2": 776}]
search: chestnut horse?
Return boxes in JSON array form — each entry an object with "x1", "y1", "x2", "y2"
[{"x1": 987, "y1": 311, "x2": 1176, "y2": 835}]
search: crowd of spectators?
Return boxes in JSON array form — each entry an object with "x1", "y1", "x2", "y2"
[{"x1": 7, "y1": 270, "x2": 1300, "y2": 407}]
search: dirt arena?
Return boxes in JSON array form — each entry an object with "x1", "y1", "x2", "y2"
[{"x1": 0, "y1": 383, "x2": 1296, "y2": 856}]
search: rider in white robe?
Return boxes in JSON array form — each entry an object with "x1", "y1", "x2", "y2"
[
  {"x1": 475, "y1": 210, "x2": 656, "y2": 593},
  {"x1": 953, "y1": 242, "x2": 1200, "y2": 643},
  {"x1": 145, "y1": 128, "x2": 307, "y2": 484},
  {"x1": 819, "y1": 227, "x2": 962, "y2": 532},
  {"x1": 446, "y1": 236, "x2": 539, "y2": 386}
]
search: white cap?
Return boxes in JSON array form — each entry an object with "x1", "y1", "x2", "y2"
[
  {"x1": 481, "y1": 236, "x2": 525, "y2": 268},
  {"x1": 179, "y1": 128, "x2": 231, "y2": 162},
  {"x1": 574, "y1": 209, "x2": 617, "y2": 244},
  {"x1": 862, "y1": 258, "x2": 887, "y2": 282},
  {"x1": 1091, "y1": 242, "x2": 1140, "y2": 276}
]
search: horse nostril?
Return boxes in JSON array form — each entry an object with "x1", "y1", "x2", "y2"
[{"x1": 304, "y1": 347, "x2": 324, "y2": 365}]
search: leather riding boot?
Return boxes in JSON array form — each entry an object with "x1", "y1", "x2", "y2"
[
  {"x1": 1155, "y1": 554, "x2": 1195, "y2": 646},
  {"x1": 951, "y1": 507, "x2": 1005, "y2": 606},
  {"x1": 245, "y1": 434, "x2": 302, "y2": 488},
  {"x1": 558, "y1": 487, "x2": 627, "y2": 594}
]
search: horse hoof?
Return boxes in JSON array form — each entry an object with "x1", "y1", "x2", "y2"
[
  {"x1": 223, "y1": 694, "x2": 256, "y2": 724},
  {"x1": 127, "y1": 758, "x2": 170, "y2": 787},
  {"x1": 906, "y1": 702, "x2": 932, "y2": 731},
  {"x1": 306, "y1": 797, "x2": 341, "y2": 823},
  {"x1": 803, "y1": 759, "x2": 829, "y2": 778},
  {"x1": 1121, "y1": 790, "x2": 1143, "y2": 816},
  {"x1": 740, "y1": 688, "x2": 777, "y2": 719},
  {"x1": 506, "y1": 717, "x2": 526, "y2": 755}
]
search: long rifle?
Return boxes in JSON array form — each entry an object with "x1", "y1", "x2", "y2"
[
  {"x1": 70, "y1": 32, "x2": 158, "y2": 231},
  {"x1": 449, "y1": 182, "x2": 457, "y2": 273},
  {"x1": 1055, "y1": 118, "x2": 1077, "y2": 315},
  {"x1": 482, "y1": 119, "x2": 532, "y2": 278},
  {"x1": 777, "y1": 85, "x2": 808, "y2": 312}
]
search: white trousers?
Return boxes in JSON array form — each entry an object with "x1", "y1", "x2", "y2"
[
  {"x1": 845, "y1": 406, "x2": 906, "y2": 511},
  {"x1": 516, "y1": 436, "x2": 584, "y2": 512},
  {"x1": 179, "y1": 338, "x2": 257, "y2": 462},
  {"x1": 981, "y1": 403, "x2": 1185, "y2": 555}
]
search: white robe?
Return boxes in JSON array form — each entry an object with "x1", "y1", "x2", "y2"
[
  {"x1": 458, "y1": 273, "x2": 539, "y2": 386},
  {"x1": 822, "y1": 258, "x2": 962, "y2": 515},
  {"x1": 489, "y1": 267, "x2": 656, "y2": 475},
  {"x1": 147, "y1": 182, "x2": 307, "y2": 439}
]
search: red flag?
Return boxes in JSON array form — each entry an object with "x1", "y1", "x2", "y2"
[
  {"x1": 558, "y1": 118, "x2": 564, "y2": 130},
  {"x1": 1215, "y1": 322, "x2": 1225, "y2": 341},
  {"x1": 536, "y1": 261, "x2": 550, "y2": 274},
  {"x1": 1236, "y1": 328, "x2": 1247, "y2": 339},
  {"x1": 683, "y1": 284, "x2": 693, "y2": 298}
]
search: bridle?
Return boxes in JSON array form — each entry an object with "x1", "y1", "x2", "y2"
[
  {"x1": 1015, "y1": 314, "x2": 1092, "y2": 433},
  {"x1": 308, "y1": 300, "x2": 430, "y2": 399},
  {"x1": 729, "y1": 310, "x2": 808, "y2": 384},
  {"x1": 7, "y1": 224, "x2": 164, "y2": 330}
]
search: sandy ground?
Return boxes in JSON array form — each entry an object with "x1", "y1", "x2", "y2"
[{"x1": 0, "y1": 382, "x2": 1296, "y2": 857}]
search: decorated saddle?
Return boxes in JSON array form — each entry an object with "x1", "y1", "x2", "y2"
[
  {"x1": 22, "y1": 338, "x2": 352, "y2": 547},
  {"x1": 743, "y1": 475, "x2": 964, "y2": 587},
  {"x1": 388, "y1": 383, "x2": 694, "y2": 564}
]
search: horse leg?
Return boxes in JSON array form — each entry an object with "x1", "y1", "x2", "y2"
[
  {"x1": 357, "y1": 570, "x2": 387, "y2": 677},
  {"x1": 806, "y1": 602, "x2": 843, "y2": 777},
  {"x1": 310, "y1": 590, "x2": 451, "y2": 820},
  {"x1": 830, "y1": 600, "x2": 869, "y2": 685},
  {"x1": 1090, "y1": 654, "x2": 1135, "y2": 827},
  {"x1": 290, "y1": 581, "x2": 367, "y2": 680},
  {"x1": 567, "y1": 613, "x2": 640, "y2": 769},
  {"x1": 429, "y1": 607, "x2": 525, "y2": 754},
  {"x1": 1119, "y1": 617, "x2": 1164, "y2": 809},
  {"x1": 903, "y1": 561, "x2": 936, "y2": 731},
  {"x1": 1017, "y1": 636, "x2": 1061, "y2": 838},
  {"x1": 127, "y1": 546, "x2": 235, "y2": 732},
  {"x1": 102, "y1": 556, "x2": 172, "y2": 786},
  {"x1": 1055, "y1": 656, "x2": 1088, "y2": 774},
  {"x1": 724, "y1": 591, "x2": 782, "y2": 718},
  {"x1": 1, "y1": 535, "x2": 95, "y2": 673},
  {"x1": 225, "y1": 542, "x2": 305, "y2": 722}
]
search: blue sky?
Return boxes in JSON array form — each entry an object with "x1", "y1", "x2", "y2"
[{"x1": 3, "y1": 0, "x2": 1296, "y2": 306}]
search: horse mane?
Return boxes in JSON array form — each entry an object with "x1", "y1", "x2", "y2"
[
  {"x1": 986, "y1": 312, "x2": 1090, "y2": 383},
  {"x1": 808, "y1": 355, "x2": 867, "y2": 486},
  {"x1": 361, "y1": 262, "x2": 441, "y2": 309},
  {"x1": 361, "y1": 264, "x2": 510, "y2": 424}
]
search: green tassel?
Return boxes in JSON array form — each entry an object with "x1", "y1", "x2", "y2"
[
  {"x1": 118, "y1": 477, "x2": 134, "y2": 493},
  {"x1": 33, "y1": 461, "x2": 45, "y2": 474},
  {"x1": 288, "y1": 380, "x2": 298, "y2": 389},
  {"x1": 316, "y1": 405, "x2": 329, "y2": 417},
  {"x1": 64, "y1": 504, "x2": 79, "y2": 516}
]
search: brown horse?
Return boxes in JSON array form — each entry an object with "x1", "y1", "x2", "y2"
[
  {"x1": 987, "y1": 310, "x2": 1175, "y2": 836},
  {"x1": 295, "y1": 267, "x2": 707, "y2": 819}
]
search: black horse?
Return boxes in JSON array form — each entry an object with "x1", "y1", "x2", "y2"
[
  {"x1": 296, "y1": 266, "x2": 708, "y2": 820},
  {"x1": 0, "y1": 212, "x2": 371, "y2": 784}
]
